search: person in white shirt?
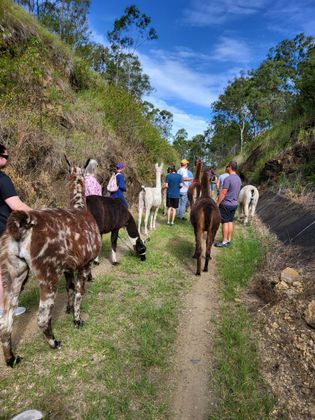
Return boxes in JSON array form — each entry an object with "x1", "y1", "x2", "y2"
[{"x1": 176, "y1": 159, "x2": 193, "y2": 220}]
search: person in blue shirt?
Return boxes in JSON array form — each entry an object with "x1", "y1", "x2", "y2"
[
  {"x1": 110, "y1": 163, "x2": 128, "y2": 208},
  {"x1": 165, "y1": 165, "x2": 183, "y2": 225}
]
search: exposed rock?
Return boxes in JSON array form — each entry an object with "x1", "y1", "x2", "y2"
[
  {"x1": 280, "y1": 267, "x2": 300, "y2": 284},
  {"x1": 304, "y1": 300, "x2": 315, "y2": 329}
]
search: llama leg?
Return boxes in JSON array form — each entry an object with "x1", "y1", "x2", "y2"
[
  {"x1": 153, "y1": 207, "x2": 159, "y2": 229},
  {"x1": 73, "y1": 266, "x2": 89, "y2": 328},
  {"x1": 0, "y1": 261, "x2": 29, "y2": 367},
  {"x1": 244, "y1": 201, "x2": 249, "y2": 225},
  {"x1": 195, "y1": 229, "x2": 203, "y2": 276},
  {"x1": 111, "y1": 229, "x2": 119, "y2": 265},
  {"x1": 203, "y1": 232, "x2": 214, "y2": 272},
  {"x1": 38, "y1": 281, "x2": 60, "y2": 349},
  {"x1": 144, "y1": 208, "x2": 150, "y2": 235},
  {"x1": 138, "y1": 206, "x2": 143, "y2": 234},
  {"x1": 64, "y1": 270, "x2": 75, "y2": 314},
  {"x1": 149, "y1": 210, "x2": 154, "y2": 230}
]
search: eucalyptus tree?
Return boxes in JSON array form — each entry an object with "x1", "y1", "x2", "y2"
[
  {"x1": 142, "y1": 101, "x2": 173, "y2": 140},
  {"x1": 106, "y1": 5, "x2": 158, "y2": 98}
]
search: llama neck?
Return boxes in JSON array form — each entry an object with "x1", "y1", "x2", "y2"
[
  {"x1": 155, "y1": 171, "x2": 161, "y2": 189},
  {"x1": 195, "y1": 160, "x2": 202, "y2": 181},
  {"x1": 69, "y1": 174, "x2": 86, "y2": 209},
  {"x1": 126, "y1": 213, "x2": 140, "y2": 239},
  {"x1": 200, "y1": 171, "x2": 211, "y2": 199}
]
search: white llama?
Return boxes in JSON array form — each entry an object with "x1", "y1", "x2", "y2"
[
  {"x1": 238, "y1": 185, "x2": 259, "y2": 224},
  {"x1": 138, "y1": 163, "x2": 164, "y2": 235}
]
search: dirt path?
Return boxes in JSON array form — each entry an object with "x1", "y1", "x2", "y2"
[{"x1": 169, "y1": 251, "x2": 219, "y2": 420}]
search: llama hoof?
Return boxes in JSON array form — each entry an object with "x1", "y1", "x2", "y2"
[
  {"x1": 6, "y1": 355, "x2": 22, "y2": 368},
  {"x1": 87, "y1": 273, "x2": 93, "y2": 282},
  {"x1": 112, "y1": 261, "x2": 120, "y2": 266},
  {"x1": 74, "y1": 319, "x2": 84, "y2": 328},
  {"x1": 93, "y1": 260, "x2": 100, "y2": 266},
  {"x1": 203, "y1": 268, "x2": 208, "y2": 272},
  {"x1": 53, "y1": 340, "x2": 62, "y2": 349},
  {"x1": 195, "y1": 272, "x2": 201, "y2": 276},
  {"x1": 66, "y1": 305, "x2": 73, "y2": 314},
  {"x1": 140, "y1": 255, "x2": 146, "y2": 261}
]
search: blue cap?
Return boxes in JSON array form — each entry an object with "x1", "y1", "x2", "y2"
[{"x1": 116, "y1": 163, "x2": 124, "y2": 169}]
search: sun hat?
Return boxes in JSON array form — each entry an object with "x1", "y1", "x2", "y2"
[
  {"x1": 116, "y1": 163, "x2": 124, "y2": 169},
  {"x1": 181, "y1": 159, "x2": 189, "y2": 165}
]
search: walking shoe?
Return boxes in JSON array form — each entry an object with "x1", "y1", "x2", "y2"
[
  {"x1": 167, "y1": 221, "x2": 170, "y2": 225},
  {"x1": 0, "y1": 307, "x2": 26, "y2": 317},
  {"x1": 214, "y1": 242, "x2": 230, "y2": 248}
]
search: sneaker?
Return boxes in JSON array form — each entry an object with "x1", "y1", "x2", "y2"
[
  {"x1": 11, "y1": 409, "x2": 43, "y2": 420},
  {"x1": 0, "y1": 307, "x2": 26, "y2": 317},
  {"x1": 171, "y1": 222, "x2": 174, "y2": 225},
  {"x1": 214, "y1": 242, "x2": 230, "y2": 248},
  {"x1": 167, "y1": 221, "x2": 170, "y2": 225}
]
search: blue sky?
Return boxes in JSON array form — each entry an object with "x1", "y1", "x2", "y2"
[{"x1": 89, "y1": 0, "x2": 315, "y2": 139}]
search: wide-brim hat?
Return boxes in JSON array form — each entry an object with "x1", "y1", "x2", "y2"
[{"x1": 181, "y1": 159, "x2": 189, "y2": 165}]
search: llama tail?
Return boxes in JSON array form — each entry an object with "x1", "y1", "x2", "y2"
[
  {"x1": 200, "y1": 171, "x2": 211, "y2": 199},
  {"x1": 194, "y1": 159, "x2": 202, "y2": 181},
  {"x1": 6, "y1": 211, "x2": 35, "y2": 241}
]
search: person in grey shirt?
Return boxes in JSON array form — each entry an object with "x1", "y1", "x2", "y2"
[{"x1": 215, "y1": 160, "x2": 241, "y2": 248}]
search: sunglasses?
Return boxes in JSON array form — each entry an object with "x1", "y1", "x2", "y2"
[{"x1": 0, "y1": 154, "x2": 9, "y2": 160}]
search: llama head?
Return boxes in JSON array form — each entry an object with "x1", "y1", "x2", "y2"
[
  {"x1": 64, "y1": 155, "x2": 86, "y2": 208},
  {"x1": 155, "y1": 163, "x2": 164, "y2": 174},
  {"x1": 134, "y1": 238, "x2": 146, "y2": 261}
]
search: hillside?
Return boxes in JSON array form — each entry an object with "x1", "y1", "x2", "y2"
[{"x1": 0, "y1": 0, "x2": 178, "y2": 207}]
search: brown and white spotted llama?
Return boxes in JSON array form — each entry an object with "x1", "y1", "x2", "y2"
[
  {"x1": 0, "y1": 158, "x2": 101, "y2": 367},
  {"x1": 190, "y1": 170, "x2": 221, "y2": 276},
  {"x1": 187, "y1": 159, "x2": 202, "y2": 209}
]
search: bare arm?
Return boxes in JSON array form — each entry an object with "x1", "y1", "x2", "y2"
[
  {"x1": 5, "y1": 196, "x2": 32, "y2": 211},
  {"x1": 217, "y1": 188, "x2": 228, "y2": 206}
]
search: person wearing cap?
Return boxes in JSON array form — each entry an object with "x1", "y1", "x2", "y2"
[
  {"x1": 165, "y1": 165, "x2": 183, "y2": 225},
  {"x1": 177, "y1": 159, "x2": 193, "y2": 220},
  {"x1": 110, "y1": 163, "x2": 128, "y2": 208},
  {"x1": 215, "y1": 160, "x2": 241, "y2": 248}
]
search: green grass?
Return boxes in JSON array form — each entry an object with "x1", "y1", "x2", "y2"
[
  {"x1": 211, "y1": 226, "x2": 274, "y2": 419},
  {"x1": 0, "y1": 217, "x2": 195, "y2": 419}
]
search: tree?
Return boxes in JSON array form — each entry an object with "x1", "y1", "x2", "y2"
[
  {"x1": 173, "y1": 129, "x2": 189, "y2": 159},
  {"x1": 142, "y1": 102, "x2": 173, "y2": 139},
  {"x1": 106, "y1": 5, "x2": 158, "y2": 98},
  {"x1": 212, "y1": 76, "x2": 252, "y2": 152},
  {"x1": 14, "y1": 0, "x2": 91, "y2": 48}
]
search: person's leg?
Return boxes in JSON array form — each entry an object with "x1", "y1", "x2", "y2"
[
  {"x1": 171, "y1": 208, "x2": 176, "y2": 224},
  {"x1": 227, "y1": 222, "x2": 234, "y2": 242},
  {"x1": 222, "y1": 222, "x2": 229, "y2": 243},
  {"x1": 167, "y1": 207, "x2": 171, "y2": 224},
  {"x1": 176, "y1": 193, "x2": 184, "y2": 218}
]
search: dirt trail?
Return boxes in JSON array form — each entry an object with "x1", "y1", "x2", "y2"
[{"x1": 169, "y1": 251, "x2": 219, "y2": 420}]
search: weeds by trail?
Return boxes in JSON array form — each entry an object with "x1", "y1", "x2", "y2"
[{"x1": 211, "y1": 225, "x2": 274, "y2": 419}]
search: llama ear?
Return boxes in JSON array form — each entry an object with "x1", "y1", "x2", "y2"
[
  {"x1": 84, "y1": 158, "x2": 91, "y2": 169},
  {"x1": 64, "y1": 154, "x2": 72, "y2": 169}
]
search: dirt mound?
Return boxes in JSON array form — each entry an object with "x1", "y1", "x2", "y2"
[
  {"x1": 256, "y1": 190, "x2": 315, "y2": 254},
  {"x1": 248, "y1": 220, "x2": 315, "y2": 419}
]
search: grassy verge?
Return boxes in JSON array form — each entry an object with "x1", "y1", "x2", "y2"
[
  {"x1": 0, "y1": 218, "x2": 195, "y2": 419},
  {"x1": 211, "y1": 226, "x2": 274, "y2": 419}
]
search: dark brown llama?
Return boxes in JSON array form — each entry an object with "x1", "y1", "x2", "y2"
[
  {"x1": 86, "y1": 195, "x2": 146, "y2": 264},
  {"x1": 190, "y1": 170, "x2": 221, "y2": 276},
  {"x1": 0, "y1": 159, "x2": 101, "y2": 367},
  {"x1": 187, "y1": 159, "x2": 202, "y2": 209}
]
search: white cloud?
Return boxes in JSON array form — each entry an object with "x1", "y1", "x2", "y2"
[
  {"x1": 89, "y1": 26, "x2": 109, "y2": 46},
  {"x1": 144, "y1": 97, "x2": 208, "y2": 139},
  {"x1": 213, "y1": 37, "x2": 252, "y2": 63},
  {"x1": 183, "y1": 0, "x2": 267, "y2": 26}
]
